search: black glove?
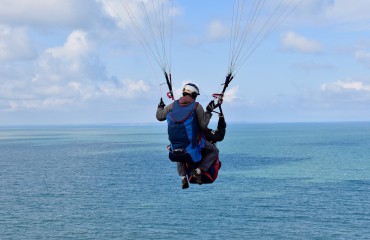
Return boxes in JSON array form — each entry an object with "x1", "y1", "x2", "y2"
[
  {"x1": 158, "y1": 98, "x2": 165, "y2": 108},
  {"x1": 206, "y1": 100, "x2": 216, "y2": 112}
]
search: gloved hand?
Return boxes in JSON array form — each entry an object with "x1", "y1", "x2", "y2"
[
  {"x1": 206, "y1": 100, "x2": 216, "y2": 112},
  {"x1": 158, "y1": 98, "x2": 165, "y2": 108}
]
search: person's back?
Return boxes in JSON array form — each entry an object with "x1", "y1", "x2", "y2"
[{"x1": 166, "y1": 96, "x2": 203, "y2": 162}]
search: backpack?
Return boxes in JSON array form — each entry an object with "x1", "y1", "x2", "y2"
[{"x1": 166, "y1": 100, "x2": 205, "y2": 163}]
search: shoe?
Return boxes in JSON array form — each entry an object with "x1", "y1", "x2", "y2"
[
  {"x1": 192, "y1": 170, "x2": 203, "y2": 185},
  {"x1": 182, "y1": 178, "x2": 189, "y2": 189}
]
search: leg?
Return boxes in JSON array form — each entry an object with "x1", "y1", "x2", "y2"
[
  {"x1": 191, "y1": 141, "x2": 219, "y2": 184},
  {"x1": 198, "y1": 141, "x2": 219, "y2": 172},
  {"x1": 177, "y1": 162, "x2": 187, "y2": 176},
  {"x1": 177, "y1": 162, "x2": 189, "y2": 189}
]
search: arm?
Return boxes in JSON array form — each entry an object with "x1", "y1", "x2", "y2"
[
  {"x1": 156, "y1": 104, "x2": 172, "y2": 121},
  {"x1": 195, "y1": 104, "x2": 212, "y2": 131},
  {"x1": 204, "y1": 116, "x2": 226, "y2": 143},
  {"x1": 214, "y1": 116, "x2": 226, "y2": 141}
]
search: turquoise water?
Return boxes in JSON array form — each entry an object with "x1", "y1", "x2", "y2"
[{"x1": 1, "y1": 123, "x2": 370, "y2": 239}]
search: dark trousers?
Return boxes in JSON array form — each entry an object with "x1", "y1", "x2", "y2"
[{"x1": 177, "y1": 141, "x2": 219, "y2": 176}]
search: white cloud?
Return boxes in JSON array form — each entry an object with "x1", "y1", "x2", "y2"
[
  {"x1": 0, "y1": 25, "x2": 36, "y2": 61},
  {"x1": 0, "y1": 0, "x2": 101, "y2": 29},
  {"x1": 320, "y1": 79, "x2": 370, "y2": 92},
  {"x1": 325, "y1": 0, "x2": 370, "y2": 23},
  {"x1": 100, "y1": 0, "x2": 138, "y2": 29},
  {"x1": 223, "y1": 86, "x2": 239, "y2": 103},
  {"x1": 126, "y1": 79, "x2": 150, "y2": 93},
  {"x1": 281, "y1": 31, "x2": 322, "y2": 53},
  {"x1": 33, "y1": 30, "x2": 97, "y2": 88},
  {"x1": 309, "y1": 78, "x2": 370, "y2": 116},
  {"x1": 100, "y1": 0, "x2": 179, "y2": 31},
  {"x1": 0, "y1": 29, "x2": 151, "y2": 112},
  {"x1": 285, "y1": 0, "x2": 370, "y2": 30},
  {"x1": 207, "y1": 20, "x2": 228, "y2": 41},
  {"x1": 100, "y1": 79, "x2": 150, "y2": 99},
  {"x1": 46, "y1": 30, "x2": 92, "y2": 60}
]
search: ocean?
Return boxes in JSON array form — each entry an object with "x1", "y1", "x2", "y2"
[{"x1": 1, "y1": 122, "x2": 370, "y2": 239}]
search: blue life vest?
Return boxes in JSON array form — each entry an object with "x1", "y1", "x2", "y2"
[{"x1": 166, "y1": 100, "x2": 205, "y2": 163}]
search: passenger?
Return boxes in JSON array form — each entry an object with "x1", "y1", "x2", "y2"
[
  {"x1": 184, "y1": 101, "x2": 226, "y2": 185},
  {"x1": 204, "y1": 99, "x2": 226, "y2": 143}
]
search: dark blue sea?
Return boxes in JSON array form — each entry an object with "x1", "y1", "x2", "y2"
[{"x1": 1, "y1": 122, "x2": 370, "y2": 239}]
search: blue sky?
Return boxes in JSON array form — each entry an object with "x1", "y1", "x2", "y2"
[{"x1": 1, "y1": 0, "x2": 370, "y2": 125}]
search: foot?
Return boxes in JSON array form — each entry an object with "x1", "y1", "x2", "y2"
[
  {"x1": 182, "y1": 178, "x2": 189, "y2": 189},
  {"x1": 192, "y1": 169, "x2": 203, "y2": 185}
]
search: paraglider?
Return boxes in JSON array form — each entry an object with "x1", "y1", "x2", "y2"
[
  {"x1": 109, "y1": 0, "x2": 302, "y2": 187},
  {"x1": 156, "y1": 82, "x2": 222, "y2": 189}
]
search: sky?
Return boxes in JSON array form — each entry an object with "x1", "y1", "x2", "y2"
[{"x1": 1, "y1": 0, "x2": 370, "y2": 125}]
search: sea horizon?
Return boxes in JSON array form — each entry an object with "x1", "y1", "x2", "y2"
[{"x1": 1, "y1": 120, "x2": 370, "y2": 128}]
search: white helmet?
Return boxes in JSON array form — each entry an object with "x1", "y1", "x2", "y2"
[{"x1": 182, "y1": 83, "x2": 200, "y2": 97}]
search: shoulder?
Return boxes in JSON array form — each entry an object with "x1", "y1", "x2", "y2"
[
  {"x1": 159, "y1": 103, "x2": 173, "y2": 113},
  {"x1": 195, "y1": 102, "x2": 204, "y2": 110}
]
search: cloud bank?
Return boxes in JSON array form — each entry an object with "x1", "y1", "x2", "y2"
[{"x1": 281, "y1": 31, "x2": 322, "y2": 53}]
